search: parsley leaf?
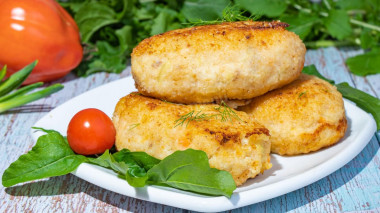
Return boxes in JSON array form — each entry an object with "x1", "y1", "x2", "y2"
[
  {"x1": 181, "y1": 0, "x2": 229, "y2": 22},
  {"x1": 324, "y1": 10, "x2": 353, "y2": 40},
  {"x1": 235, "y1": 0, "x2": 287, "y2": 17},
  {"x1": 281, "y1": 14, "x2": 320, "y2": 40},
  {"x1": 74, "y1": 2, "x2": 119, "y2": 43}
]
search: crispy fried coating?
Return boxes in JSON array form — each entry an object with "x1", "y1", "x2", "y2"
[
  {"x1": 239, "y1": 74, "x2": 347, "y2": 156},
  {"x1": 131, "y1": 21, "x2": 306, "y2": 104},
  {"x1": 113, "y1": 93, "x2": 272, "y2": 186}
]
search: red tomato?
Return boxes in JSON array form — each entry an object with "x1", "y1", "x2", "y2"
[
  {"x1": 0, "y1": 0, "x2": 83, "y2": 84},
  {"x1": 67, "y1": 108, "x2": 116, "y2": 155}
]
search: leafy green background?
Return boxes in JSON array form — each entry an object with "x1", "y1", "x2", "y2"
[{"x1": 59, "y1": 0, "x2": 380, "y2": 76}]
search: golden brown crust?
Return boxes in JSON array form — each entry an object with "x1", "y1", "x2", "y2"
[
  {"x1": 113, "y1": 92, "x2": 272, "y2": 185},
  {"x1": 131, "y1": 21, "x2": 306, "y2": 104},
  {"x1": 239, "y1": 74, "x2": 347, "y2": 156},
  {"x1": 132, "y1": 21, "x2": 290, "y2": 56}
]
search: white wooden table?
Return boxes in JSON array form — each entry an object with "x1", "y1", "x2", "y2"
[{"x1": 1, "y1": 47, "x2": 379, "y2": 212}]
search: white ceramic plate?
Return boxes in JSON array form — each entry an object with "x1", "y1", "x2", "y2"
[{"x1": 32, "y1": 76, "x2": 377, "y2": 212}]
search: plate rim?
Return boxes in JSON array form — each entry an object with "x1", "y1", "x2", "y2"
[{"x1": 31, "y1": 76, "x2": 377, "y2": 212}]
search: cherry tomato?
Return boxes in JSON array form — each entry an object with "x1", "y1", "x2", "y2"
[{"x1": 67, "y1": 108, "x2": 116, "y2": 155}]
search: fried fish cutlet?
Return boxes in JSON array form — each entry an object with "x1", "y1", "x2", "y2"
[
  {"x1": 239, "y1": 74, "x2": 347, "y2": 156},
  {"x1": 112, "y1": 93, "x2": 272, "y2": 186},
  {"x1": 131, "y1": 21, "x2": 306, "y2": 104}
]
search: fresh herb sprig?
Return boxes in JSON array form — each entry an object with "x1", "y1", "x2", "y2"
[
  {"x1": 174, "y1": 101, "x2": 242, "y2": 127},
  {"x1": 0, "y1": 61, "x2": 63, "y2": 113},
  {"x1": 298, "y1": 91, "x2": 307, "y2": 98},
  {"x1": 215, "y1": 101, "x2": 243, "y2": 122},
  {"x1": 188, "y1": 4, "x2": 260, "y2": 26},
  {"x1": 129, "y1": 123, "x2": 140, "y2": 130},
  {"x1": 174, "y1": 110, "x2": 210, "y2": 127},
  {"x1": 2, "y1": 129, "x2": 236, "y2": 197}
]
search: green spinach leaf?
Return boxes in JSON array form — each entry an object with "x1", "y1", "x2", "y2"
[
  {"x1": 3, "y1": 129, "x2": 236, "y2": 197},
  {"x1": 2, "y1": 132, "x2": 86, "y2": 187},
  {"x1": 87, "y1": 150, "x2": 129, "y2": 175},
  {"x1": 113, "y1": 149, "x2": 160, "y2": 171},
  {"x1": 147, "y1": 149, "x2": 236, "y2": 197},
  {"x1": 74, "y1": 2, "x2": 119, "y2": 43},
  {"x1": 302, "y1": 65, "x2": 335, "y2": 84},
  {"x1": 113, "y1": 149, "x2": 160, "y2": 187},
  {"x1": 89, "y1": 149, "x2": 160, "y2": 187},
  {"x1": 125, "y1": 165, "x2": 149, "y2": 187},
  {"x1": 346, "y1": 48, "x2": 380, "y2": 76}
]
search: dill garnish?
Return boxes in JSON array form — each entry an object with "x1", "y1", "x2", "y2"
[
  {"x1": 161, "y1": 99, "x2": 174, "y2": 104},
  {"x1": 298, "y1": 91, "x2": 307, "y2": 98},
  {"x1": 129, "y1": 123, "x2": 140, "y2": 130},
  {"x1": 174, "y1": 111, "x2": 194, "y2": 127},
  {"x1": 174, "y1": 101, "x2": 242, "y2": 127},
  {"x1": 187, "y1": 4, "x2": 261, "y2": 26},
  {"x1": 214, "y1": 101, "x2": 243, "y2": 122},
  {"x1": 174, "y1": 110, "x2": 209, "y2": 127}
]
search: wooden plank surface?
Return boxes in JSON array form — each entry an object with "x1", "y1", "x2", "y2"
[{"x1": 1, "y1": 48, "x2": 379, "y2": 213}]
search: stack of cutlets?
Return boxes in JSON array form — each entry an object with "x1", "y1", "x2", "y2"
[{"x1": 112, "y1": 21, "x2": 347, "y2": 186}]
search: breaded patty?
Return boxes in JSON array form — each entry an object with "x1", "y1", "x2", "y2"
[
  {"x1": 239, "y1": 74, "x2": 347, "y2": 156},
  {"x1": 113, "y1": 93, "x2": 272, "y2": 186},
  {"x1": 131, "y1": 21, "x2": 306, "y2": 104}
]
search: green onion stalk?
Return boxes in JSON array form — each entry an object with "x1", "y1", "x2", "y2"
[{"x1": 0, "y1": 61, "x2": 63, "y2": 113}]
